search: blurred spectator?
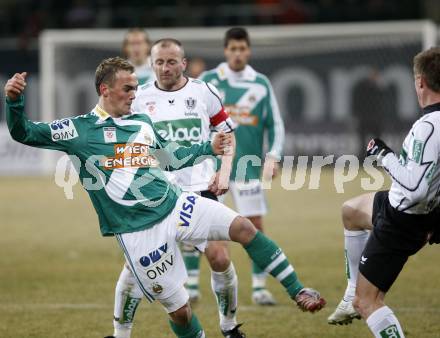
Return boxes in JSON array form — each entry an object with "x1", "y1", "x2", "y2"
[
  {"x1": 122, "y1": 28, "x2": 154, "y2": 85},
  {"x1": 352, "y1": 68, "x2": 386, "y2": 159},
  {"x1": 186, "y1": 57, "x2": 206, "y2": 78},
  {"x1": 65, "y1": 0, "x2": 96, "y2": 28},
  {"x1": 0, "y1": 0, "x2": 427, "y2": 38}
]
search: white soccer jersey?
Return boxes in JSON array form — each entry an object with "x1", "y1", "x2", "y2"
[
  {"x1": 132, "y1": 77, "x2": 235, "y2": 191},
  {"x1": 383, "y1": 103, "x2": 440, "y2": 214}
]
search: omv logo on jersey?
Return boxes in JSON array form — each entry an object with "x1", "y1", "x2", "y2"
[
  {"x1": 178, "y1": 194, "x2": 198, "y2": 227},
  {"x1": 139, "y1": 243, "x2": 174, "y2": 280},
  {"x1": 50, "y1": 118, "x2": 78, "y2": 141}
]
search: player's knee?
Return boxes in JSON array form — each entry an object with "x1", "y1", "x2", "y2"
[
  {"x1": 248, "y1": 216, "x2": 263, "y2": 231},
  {"x1": 229, "y1": 216, "x2": 257, "y2": 245},
  {"x1": 206, "y1": 245, "x2": 230, "y2": 272},
  {"x1": 169, "y1": 303, "x2": 192, "y2": 325}
]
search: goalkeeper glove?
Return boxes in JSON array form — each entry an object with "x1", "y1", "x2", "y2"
[{"x1": 366, "y1": 138, "x2": 393, "y2": 160}]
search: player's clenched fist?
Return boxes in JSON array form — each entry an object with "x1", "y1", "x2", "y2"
[
  {"x1": 366, "y1": 137, "x2": 393, "y2": 160},
  {"x1": 4, "y1": 72, "x2": 27, "y2": 101},
  {"x1": 212, "y1": 131, "x2": 232, "y2": 155}
]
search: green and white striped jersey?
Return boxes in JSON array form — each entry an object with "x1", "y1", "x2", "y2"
[
  {"x1": 6, "y1": 96, "x2": 214, "y2": 236},
  {"x1": 201, "y1": 62, "x2": 285, "y2": 181}
]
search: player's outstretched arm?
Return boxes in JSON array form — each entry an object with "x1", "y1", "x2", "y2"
[
  {"x1": 5, "y1": 72, "x2": 34, "y2": 144},
  {"x1": 367, "y1": 133, "x2": 437, "y2": 204},
  {"x1": 154, "y1": 130, "x2": 232, "y2": 171},
  {"x1": 5, "y1": 72, "x2": 75, "y2": 152}
]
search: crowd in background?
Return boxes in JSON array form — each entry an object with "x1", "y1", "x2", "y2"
[{"x1": 0, "y1": 0, "x2": 435, "y2": 41}]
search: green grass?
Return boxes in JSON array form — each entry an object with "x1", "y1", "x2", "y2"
[{"x1": 1, "y1": 170, "x2": 439, "y2": 338}]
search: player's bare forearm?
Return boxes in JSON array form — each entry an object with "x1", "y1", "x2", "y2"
[
  {"x1": 212, "y1": 131, "x2": 233, "y2": 156},
  {"x1": 262, "y1": 154, "x2": 281, "y2": 181},
  {"x1": 215, "y1": 132, "x2": 235, "y2": 193}
]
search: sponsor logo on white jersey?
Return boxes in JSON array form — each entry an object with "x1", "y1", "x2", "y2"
[{"x1": 156, "y1": 120, "x2": 202, "y2": 146}]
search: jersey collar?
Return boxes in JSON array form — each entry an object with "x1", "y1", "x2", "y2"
[
  {"x1": 154, "y1": 76, "x2": 189, "y2": 92},
  {"x1": 422, "y1": 102, "x2": 440, "y2": 115},
  {"x1": 217, "y1": 62, "x2": 257, "y2": 81},
  {"x1": 93, "y1": 105, "x2": 112, "y2": 121}
]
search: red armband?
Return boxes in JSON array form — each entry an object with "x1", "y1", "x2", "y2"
[{"x1": 210, "y1": 108, "x2": 229, "y2": 126}]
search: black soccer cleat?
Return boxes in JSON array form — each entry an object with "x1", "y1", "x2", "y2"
[
  {"x1": 222, "y1": 323, "x2": 246, "y2": 338},
  {"x1": 104, "y1": 336, "x2": 115, "y2": 338}
]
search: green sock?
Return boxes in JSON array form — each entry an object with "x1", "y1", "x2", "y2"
[
  {"x1": 169, "y1": 314, "x2": 205, "y2": 338},
  {"x1": 182, "y1": 247, "x2": 201, "y2": 290},
  {"x1": 245, "y1": 231, "x2": 304, "y2": 298}
]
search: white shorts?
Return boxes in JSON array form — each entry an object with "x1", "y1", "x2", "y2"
[
  {"x1": 218, "y1": 180, "x2": 267, "y2": 217},
  {"x1": 116, "y1": 192, "x2": 238, "y2": 312}
]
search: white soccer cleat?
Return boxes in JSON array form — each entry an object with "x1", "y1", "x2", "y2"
[
  {"x1": 327, "y1": 299, "x2": 361, "y2": 325},
  {"x1": 252, "y1": 289, "x2": 277, "y2": 306},
  {"x1": 294, "y1": 288, "x2": 326, "y2": 313}
]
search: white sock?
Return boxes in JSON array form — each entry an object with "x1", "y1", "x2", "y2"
[
  {"x1": 343, "y1": 229, "x2": 370, "y2": 302},
  {"x1": 366, "y1": 306, "x2": 405, "y2": 338},
  {"x1": 252, "y1": 272, "x2": 267, "y2": 290},
  {"x1": 113, "y1": 264, "x2": 143, "y2": 338},
  {"x1": 211, "y1": 263, "x2": 238, "y2": 332}
]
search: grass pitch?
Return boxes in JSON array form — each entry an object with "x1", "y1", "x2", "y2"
[{"x1": 1, "y1": 170, "x2": 439, "y2": 338}]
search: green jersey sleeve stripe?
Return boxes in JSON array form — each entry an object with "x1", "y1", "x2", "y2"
[{"x1": 266, "y1": 79, "x2": 285, "y2": 159}]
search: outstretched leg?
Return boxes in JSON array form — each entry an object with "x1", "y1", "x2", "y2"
[
  {"x1": 328, "y1": 192, "x2": 374, "y2": 325},
  {"x1": 229, "y1": 216, "x2": 326, "y2": 312}
]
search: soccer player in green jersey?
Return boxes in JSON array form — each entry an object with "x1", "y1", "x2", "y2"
[
  {"x1": 112, "y1": 38, "x2": 245, "y2": 338},
  {"x1": 5, "y1": 57, "x2": 324, "y2": 338},
  {"x1": 122, "y1": 28, "x2": 154, "y2": 85},
  {"x1": 200, "y1": 27, "x2": 285, "y2": 306}
]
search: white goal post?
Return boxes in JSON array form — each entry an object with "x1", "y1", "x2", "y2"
[{"x1": 35, "y1": 20, "x2": 437, "y2": 174}]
